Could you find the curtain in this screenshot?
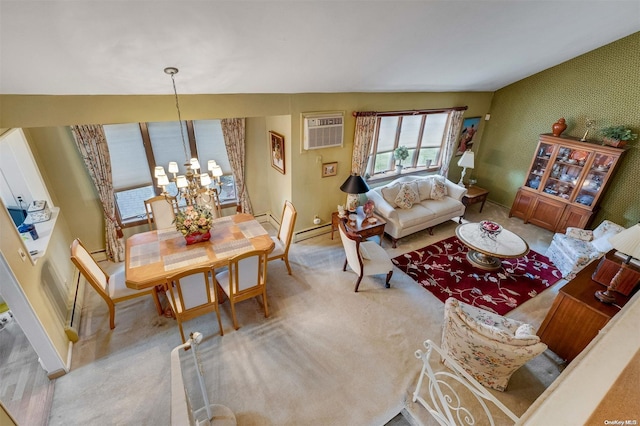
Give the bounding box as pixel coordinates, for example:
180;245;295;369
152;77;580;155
70;125;124;262
440;110;465;178
351;114;377;175
221;118;252;214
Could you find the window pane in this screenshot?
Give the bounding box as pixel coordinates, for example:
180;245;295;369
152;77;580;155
421;113;448;147
193;120;233;174
376;117;399;152
418;147;440;167
104;123;150;189
398;116;422;149
115;185;155;221
373;152;392;174
148;121;191;175
219;175;237;201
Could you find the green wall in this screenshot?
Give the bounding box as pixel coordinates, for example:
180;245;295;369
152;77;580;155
477;32;640;227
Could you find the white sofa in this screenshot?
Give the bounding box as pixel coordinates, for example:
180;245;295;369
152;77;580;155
365;175;467;247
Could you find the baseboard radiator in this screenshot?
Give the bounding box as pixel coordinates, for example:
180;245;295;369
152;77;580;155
64;269;85;343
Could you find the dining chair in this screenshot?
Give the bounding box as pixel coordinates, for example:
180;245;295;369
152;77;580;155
165;265;224;343
338;220;393;292
215;249;269;330
267;200;297;274
145;194;178;231
70;239;161;329
195;187;222;219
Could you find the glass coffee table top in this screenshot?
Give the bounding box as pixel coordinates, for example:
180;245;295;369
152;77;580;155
455;222;529;270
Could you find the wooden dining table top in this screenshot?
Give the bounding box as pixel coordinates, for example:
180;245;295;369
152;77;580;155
125;213;275;290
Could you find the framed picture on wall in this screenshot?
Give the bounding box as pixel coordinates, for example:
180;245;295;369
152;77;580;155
455;116;481;156
322;162;337;177
269;131;285;174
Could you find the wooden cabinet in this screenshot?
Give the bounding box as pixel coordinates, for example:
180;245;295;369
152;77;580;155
510;134;625;233
537;251;638;363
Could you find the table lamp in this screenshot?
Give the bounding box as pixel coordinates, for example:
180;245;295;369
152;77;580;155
595;223;640;304
457;150;475;187
340;173;369;212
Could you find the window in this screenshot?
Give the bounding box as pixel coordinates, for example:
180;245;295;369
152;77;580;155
366;112;450;178
103;120;236;225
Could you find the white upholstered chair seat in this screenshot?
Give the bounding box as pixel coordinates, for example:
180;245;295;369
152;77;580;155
108;269;150;299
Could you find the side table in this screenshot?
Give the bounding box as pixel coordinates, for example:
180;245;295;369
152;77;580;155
331;207;386;245
537;251;637;363
460;185;489;222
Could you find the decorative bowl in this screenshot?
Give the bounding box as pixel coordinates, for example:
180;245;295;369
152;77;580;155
479;220;502;237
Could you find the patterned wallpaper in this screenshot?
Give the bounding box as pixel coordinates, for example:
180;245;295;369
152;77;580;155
477;32;640;228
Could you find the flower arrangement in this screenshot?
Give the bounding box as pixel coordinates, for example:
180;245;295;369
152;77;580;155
394;146;410;165
174;205;213;236
600;125;637;142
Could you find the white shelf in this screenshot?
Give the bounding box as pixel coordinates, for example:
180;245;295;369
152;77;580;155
20;207;60;264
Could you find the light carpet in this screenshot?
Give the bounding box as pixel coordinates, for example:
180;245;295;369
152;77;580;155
48;204;566;425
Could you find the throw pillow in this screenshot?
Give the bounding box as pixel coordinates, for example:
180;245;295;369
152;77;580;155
566;227;593;242
380;182;402;207
416;179;433;200
591;234;616;253
395;182;418;209
430;177;447;200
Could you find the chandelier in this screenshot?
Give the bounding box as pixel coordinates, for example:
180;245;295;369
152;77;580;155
154;67;223;206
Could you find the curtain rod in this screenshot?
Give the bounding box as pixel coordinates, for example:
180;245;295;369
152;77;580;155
353;106;468;117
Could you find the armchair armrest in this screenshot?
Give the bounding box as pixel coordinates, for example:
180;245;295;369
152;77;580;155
366;190;398;221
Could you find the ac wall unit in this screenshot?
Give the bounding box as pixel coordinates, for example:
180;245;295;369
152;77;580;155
303;114;344;150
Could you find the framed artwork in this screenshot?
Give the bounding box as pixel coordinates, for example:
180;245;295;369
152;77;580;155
269;131;285;174
455;116;481;156
322;162;337;177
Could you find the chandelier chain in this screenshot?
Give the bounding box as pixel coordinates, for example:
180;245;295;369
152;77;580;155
170;71;189;163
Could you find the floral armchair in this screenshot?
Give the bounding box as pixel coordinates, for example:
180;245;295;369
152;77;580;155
441;298;547;392
545;220;625;280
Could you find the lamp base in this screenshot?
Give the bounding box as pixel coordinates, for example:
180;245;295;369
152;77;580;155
595;289;616;304
346;193;359;212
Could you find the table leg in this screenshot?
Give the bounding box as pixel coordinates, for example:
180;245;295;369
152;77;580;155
479;196;487;213
466;250;501;271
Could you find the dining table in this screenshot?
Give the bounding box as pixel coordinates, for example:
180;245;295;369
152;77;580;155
125;213;275;291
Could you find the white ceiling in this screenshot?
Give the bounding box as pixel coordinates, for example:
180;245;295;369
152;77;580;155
1;1;639;95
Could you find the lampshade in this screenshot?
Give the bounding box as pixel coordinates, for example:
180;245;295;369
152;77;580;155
208;160;218;171
200;173;211;186
190;158;201;171
340;173;369;194
457;150;475;169
609;224;640;260
154;166;165;178
176;175;188;188
211;165;223;178
168;162;180;174
157;173;169;187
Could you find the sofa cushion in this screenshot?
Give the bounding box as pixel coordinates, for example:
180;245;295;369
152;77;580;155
566;227;593;241
420;197;463;217
416;179;433;201
430;176;447;200
380;182;402;207
395;182;418;209
397;204;436;228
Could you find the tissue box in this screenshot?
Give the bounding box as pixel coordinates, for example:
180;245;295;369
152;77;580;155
26;200;51;224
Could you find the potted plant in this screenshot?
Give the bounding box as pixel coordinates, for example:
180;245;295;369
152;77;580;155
600;125;637;148
394;146;409;173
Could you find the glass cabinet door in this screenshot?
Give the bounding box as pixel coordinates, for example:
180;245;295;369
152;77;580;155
575;153;614;207
525;143;553;190
542;146;590;201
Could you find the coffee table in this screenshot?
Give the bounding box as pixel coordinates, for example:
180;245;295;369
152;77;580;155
455;222;529;271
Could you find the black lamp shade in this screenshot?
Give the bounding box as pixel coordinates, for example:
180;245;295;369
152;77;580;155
340;173;369;194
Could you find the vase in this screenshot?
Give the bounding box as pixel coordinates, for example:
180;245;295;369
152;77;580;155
396;164;403;174
552;118;567;137
185;230;211;245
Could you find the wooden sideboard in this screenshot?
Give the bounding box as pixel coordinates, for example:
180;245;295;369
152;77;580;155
538;251;639;363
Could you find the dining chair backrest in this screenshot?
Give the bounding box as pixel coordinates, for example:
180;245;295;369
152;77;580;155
230;250;267;294
70;238;109;295
195;188;222;218
145;195;178;230
166;265;224;343
277;201;297;245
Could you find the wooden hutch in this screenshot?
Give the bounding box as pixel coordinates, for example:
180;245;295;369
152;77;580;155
510;134;626;233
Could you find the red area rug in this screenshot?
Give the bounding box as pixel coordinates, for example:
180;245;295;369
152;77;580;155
392;236;562;315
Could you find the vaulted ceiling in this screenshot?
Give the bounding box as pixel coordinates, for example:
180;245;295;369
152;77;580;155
1;1;638;95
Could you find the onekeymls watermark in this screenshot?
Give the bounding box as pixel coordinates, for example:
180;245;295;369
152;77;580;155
603;421;637;425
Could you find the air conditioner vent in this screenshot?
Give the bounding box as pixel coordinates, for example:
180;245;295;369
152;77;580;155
303;114;344;150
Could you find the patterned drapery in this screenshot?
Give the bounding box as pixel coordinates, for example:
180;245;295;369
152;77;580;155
70;125;124;262
221;118;252;214
440;110;465;178
351;114;377;175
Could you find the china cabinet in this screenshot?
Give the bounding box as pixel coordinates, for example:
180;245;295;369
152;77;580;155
510;134;625;233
